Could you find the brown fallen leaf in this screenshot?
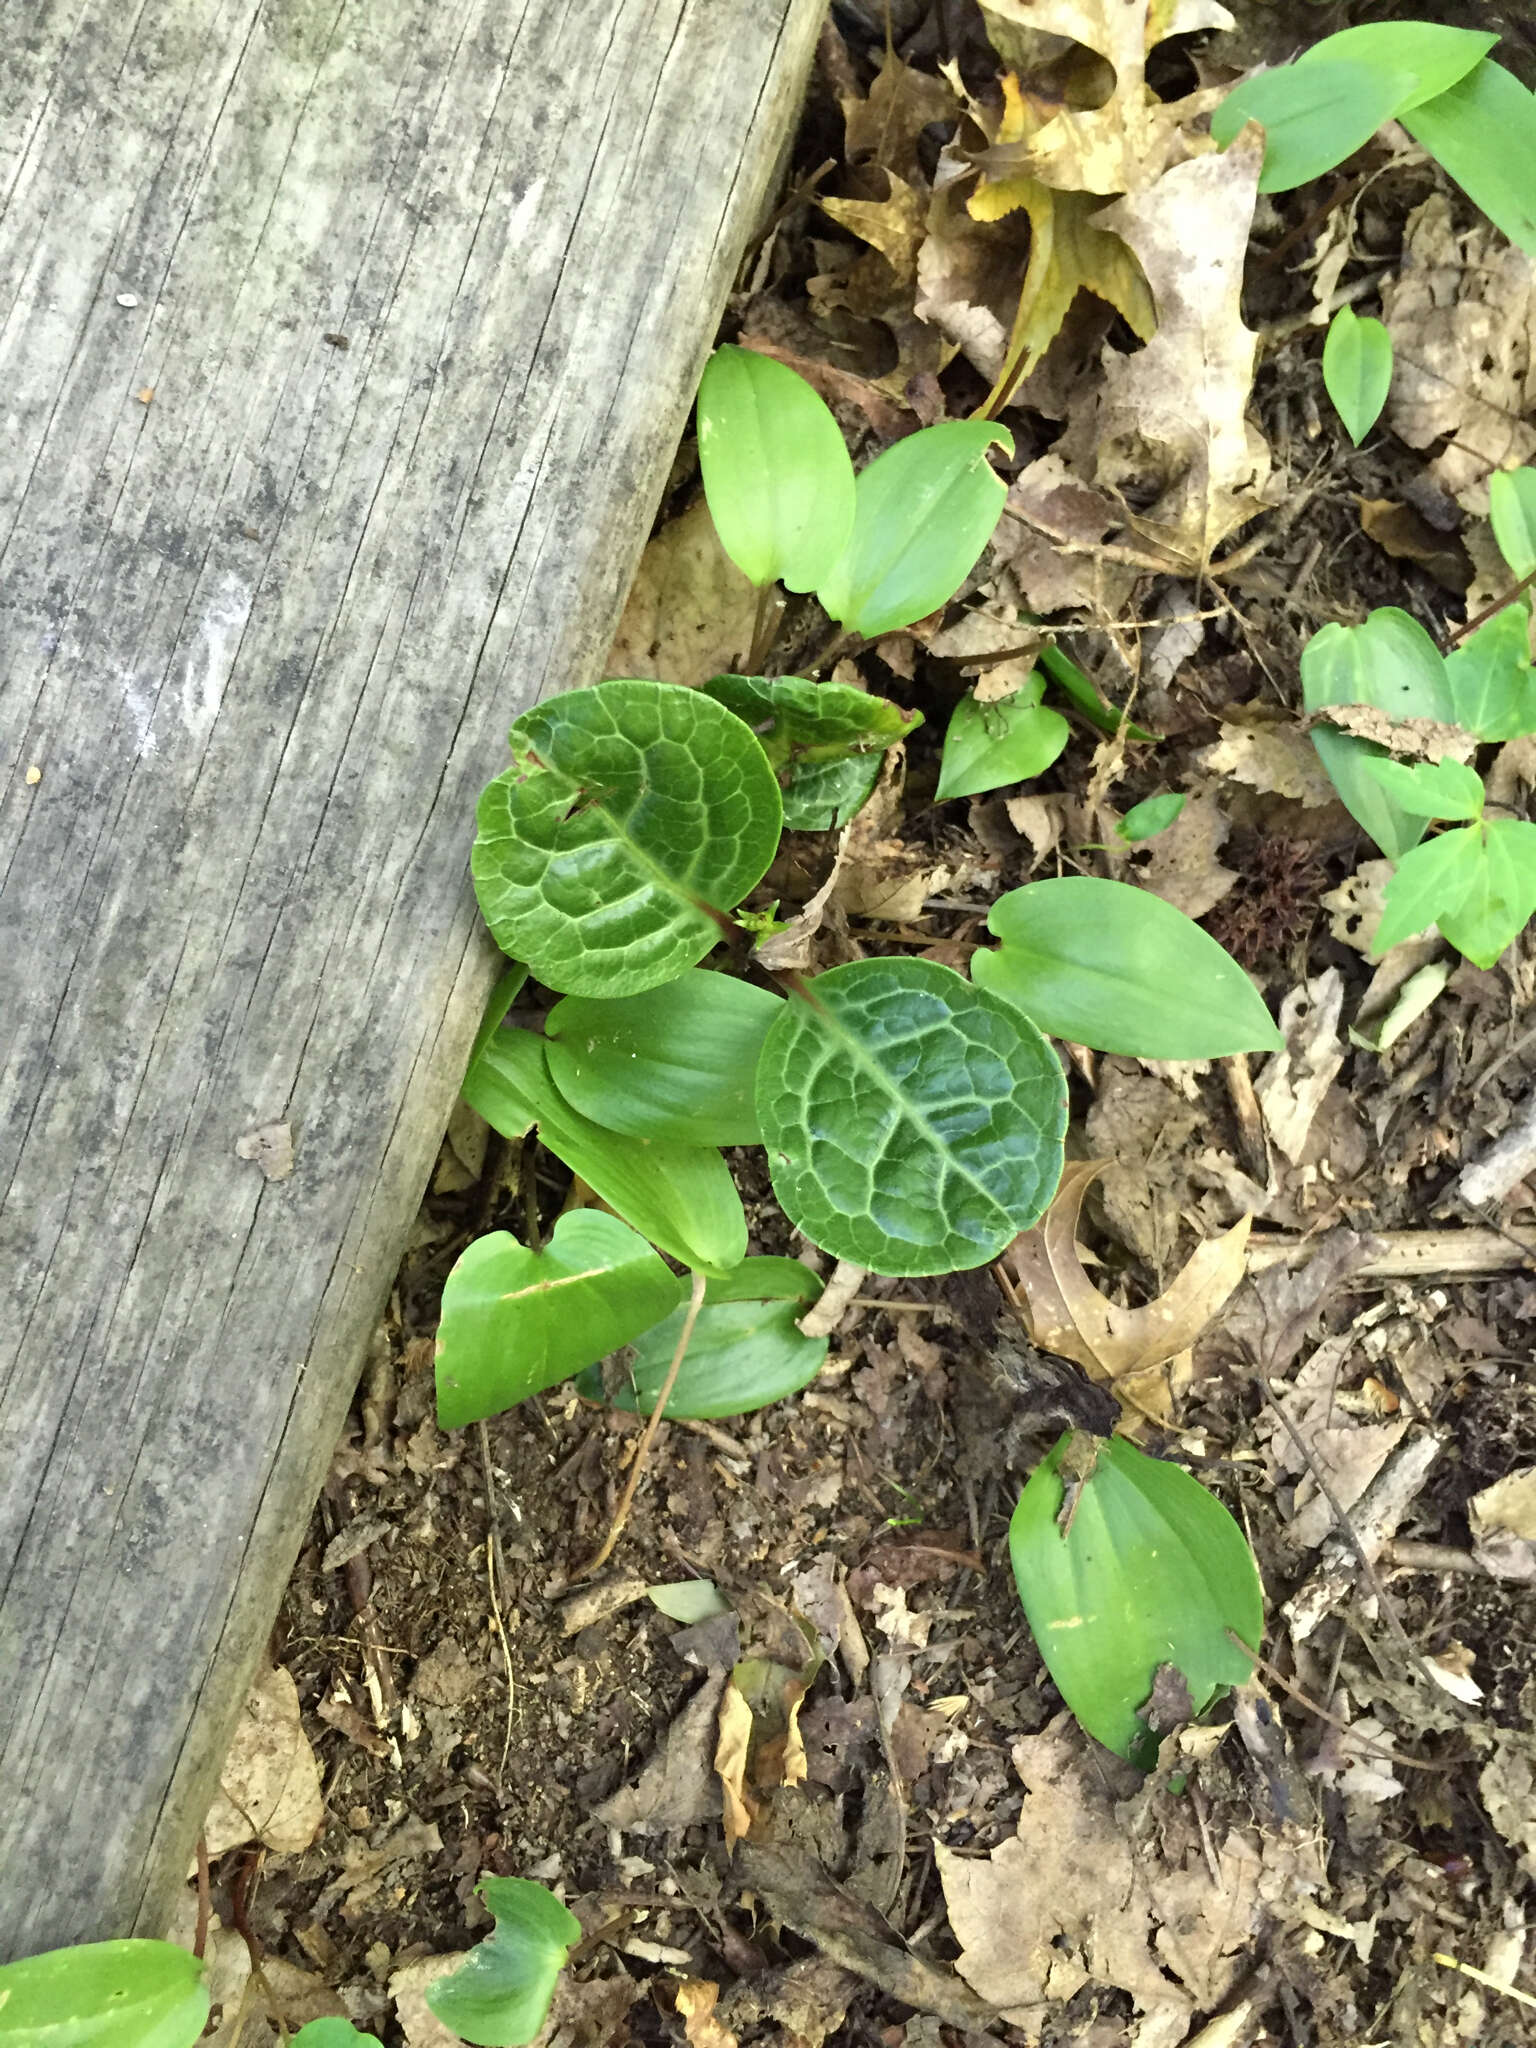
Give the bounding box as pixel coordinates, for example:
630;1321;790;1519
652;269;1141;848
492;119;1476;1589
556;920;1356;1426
596;1669;729;1834
675;1980;739;2048
1305;705;1475;762
715;1640;819;1848
203;1662;323;1857
1131;788;1237;919
1198;719;1338;808
1357;497;1470;593
604;495;758;687
840;44;957;186
1254;969;1346;1166
819;171;927;297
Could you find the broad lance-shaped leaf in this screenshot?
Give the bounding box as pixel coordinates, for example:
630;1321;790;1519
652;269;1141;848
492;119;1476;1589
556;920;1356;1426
756;957;1067;1278
972;877;1283;1061
817;421;1012;641
1490;467;1536;579
1214;59;1409;194
464;1026;747;1272
427;1878;582;2048
435;1212;684;1429
472;679;783;999
1444;604;1536;743
936;681;1068;802
0;1941;210;2048
1301;608;1454;859
697;345;856;592
577;1258;827;1419
1402;60;1536;262
545;970;782;1147
703;673;922;831
1010;1432;1262;1771
1322;305;1392;446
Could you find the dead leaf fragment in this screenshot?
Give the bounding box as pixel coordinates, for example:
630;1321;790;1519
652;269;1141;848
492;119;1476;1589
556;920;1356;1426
1469;1467;1536;1579
1132;789;1237;919
203;1662;323;1857
676;1980;738;2048
841;47;956;186
1199;722;1337;808
235;1120;294;1182
597;1669;729;1833
1255;970;1347;1165
605;496;759;686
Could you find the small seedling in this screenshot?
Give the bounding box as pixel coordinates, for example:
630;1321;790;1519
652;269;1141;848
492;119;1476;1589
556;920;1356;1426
936;680;1069;800
1117;792;1185;843
1322;305;1393;445
426;1877;582;2048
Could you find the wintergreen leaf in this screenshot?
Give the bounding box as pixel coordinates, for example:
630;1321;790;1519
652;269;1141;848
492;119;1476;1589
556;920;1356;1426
545;970;781;1147
1437;820;1536;969
472;680;783;999
1301;609;1454;857
756;957;1067;1277
464;1027;746;1271
1371;825;1483;955
1403;61;1536;260
0;1941;209;2048
1294;21;1495;113
1361;754;1483;820
702;673;920;829
1322;306;1393;445
1490;467;1536;579
426;1878;581;2048
292;2024;384;2048
1117;793;1185;843
1010;1433;1263;1771
435;1212;685;1429
935;684;1069;801
696;345;857;592
1444;604;1536;742
817;422;1013;640
1212;60;1409;193
972;877;1283;1060
577;1258;827;1418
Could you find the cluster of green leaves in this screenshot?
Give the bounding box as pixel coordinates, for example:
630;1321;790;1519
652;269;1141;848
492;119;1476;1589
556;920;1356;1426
1214;22;1536;257
1304;469;1536;967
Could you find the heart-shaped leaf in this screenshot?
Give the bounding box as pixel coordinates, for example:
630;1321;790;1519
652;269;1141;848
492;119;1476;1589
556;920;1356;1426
435;1212;685;1429
697;346;857;592
1376;819;1536;968
577;1258;826;1418
1301;608;1454;858
1010;1432;1263;1771
463;1027;746;1272
1322;305;1393;446
936;683;1069;801
472;680;783;998
426;1877;582;2048
1490;467;1536;579
1444;604;1536;742
756;957;1067;1277
972;877;1283;1060
545;970;782;1147
703;673;921;830
0;1941;209;2048
816;421;1013;640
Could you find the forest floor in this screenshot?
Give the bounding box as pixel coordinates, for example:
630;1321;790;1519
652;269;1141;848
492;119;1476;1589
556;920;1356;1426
181;5;1536;2045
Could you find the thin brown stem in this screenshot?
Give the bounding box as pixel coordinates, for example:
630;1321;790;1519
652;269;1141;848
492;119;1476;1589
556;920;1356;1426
193;1835;211;1961
1445;564;1536;648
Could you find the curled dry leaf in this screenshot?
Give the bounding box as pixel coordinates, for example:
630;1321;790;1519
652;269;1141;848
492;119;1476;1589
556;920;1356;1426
203;1661;323;1857
840;45;957;187
676;1979;740;2048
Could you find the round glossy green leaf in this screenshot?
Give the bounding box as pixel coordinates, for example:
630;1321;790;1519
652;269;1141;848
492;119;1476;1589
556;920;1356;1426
1117;792;1185;843
935;685;1068;801
1322;306;1393;446
577;1258;827;1418
463;1027;747;1272
426;1878;581;2048
1213;58;1410;193
703;674;921;830
1444;604;1536;743
472;680;783;998
1402;60;1536;260
973;877;1283;1060
816;422;1013;640
756;957;1067;1277
545;970;782;1147
697;346;857;592
1010;1433;1263;1771
1295;22;1495;114
0;1941;208;2048
1301;608;1454;859
436;1211;686;1429
1490;468;1536;580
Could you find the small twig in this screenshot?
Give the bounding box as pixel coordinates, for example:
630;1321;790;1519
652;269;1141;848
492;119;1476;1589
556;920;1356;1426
1226;1633;1449;1773
193;1834;211;1961
1387;1539;1490;1577
799;1259;867;1338
1444;563;1536;648
477;1418;517;1788
1434;1952;1536;2012
745;580;782;673
577;1269;708;1578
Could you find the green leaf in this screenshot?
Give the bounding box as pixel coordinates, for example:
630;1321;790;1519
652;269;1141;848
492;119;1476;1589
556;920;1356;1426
696;346;857;592
1301;609;1454;858
426;1878;582;2048
1490;468;1536;580
935;684;1070;801
292;2024;384;2048
1437;819;1536;969
1371;825;1484;955
1403;61;1536;259
972;877;1284;1060
1295;21;1496;113
817;422;1013;640
464;1028;747;1272
1444;604;1536;742
472;680;783;999
756;957;1067;1277
1212;59;1410;193
0;1942;209;2048
1361;754;1483;820
545;970;781;1147
1036;640;1159;743
1322;306;1393;445
577;1258;827;1418
702;673;921;829
435;1212;685;1429
1009;1433;1263;1771
647;1580;731;1622
1117;793;1185;843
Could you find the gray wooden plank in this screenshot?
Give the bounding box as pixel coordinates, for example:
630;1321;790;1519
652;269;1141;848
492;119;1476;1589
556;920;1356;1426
0;0;822;1956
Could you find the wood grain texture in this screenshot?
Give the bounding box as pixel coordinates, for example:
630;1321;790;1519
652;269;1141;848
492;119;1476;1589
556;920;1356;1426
0;0;822;1956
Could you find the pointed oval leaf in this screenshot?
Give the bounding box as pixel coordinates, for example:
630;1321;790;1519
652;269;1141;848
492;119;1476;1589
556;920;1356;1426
464;1027;746;1271
756;957;1067;1277
1490;467;1536;580
1322;305;1393;445
0;1942;209;2048
1301;609;1454;858
1444;603;1536;742
1010;1433;1263;1770
293;2024;384;2048
1430;818;1536;970
1402;60;1536;260
1212;60;1410;194
697;346;857;592
973;877;1283;1060
1295;22;1496;113
816;421;1013;640
703;672;921;829
1361;755;1483;820
1117;792;1185;843
545;970;782;1147
935;686;1069;801
435;1212;686;1429
1371;826;1484;957
577;1258;827;1418
426;1878;582;2048
472;680;783;998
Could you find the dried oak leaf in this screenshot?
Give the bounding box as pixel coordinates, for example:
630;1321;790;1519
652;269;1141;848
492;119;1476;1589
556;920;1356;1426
1199;720;1337;808
203;1662;323;1857
841;46;957;186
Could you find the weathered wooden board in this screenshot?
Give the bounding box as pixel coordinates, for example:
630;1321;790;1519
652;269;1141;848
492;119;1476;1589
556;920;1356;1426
0;0;821;1957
